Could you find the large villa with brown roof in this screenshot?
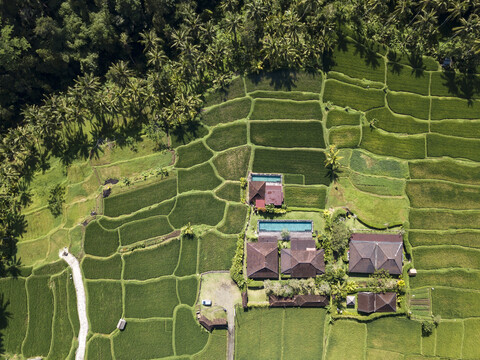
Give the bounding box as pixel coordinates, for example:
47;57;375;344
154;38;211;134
248;172;284;207
281;248;325;278
357;292;397;314
349;233;403;275
246;242;279;279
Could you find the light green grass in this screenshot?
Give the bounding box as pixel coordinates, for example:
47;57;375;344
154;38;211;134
22;207;62;241
169;193;226;228
250;99;322;120
435;321;463;358
123;239;180;280
177;277;198;306
409;209;480;230
326;320;366;360
218;203;248;235
87;337;113;360
17;236;50;266
431;97;480;120
409;158;480;185
175;307;209;355
350;172;405;196
33;259;67;276
250;120;325;148
409;230;480;248
367;317;421;354
324;79;385;111
213;146;251;181
360;127;425;159
86;280;122;334
410;269;480;290
413;246;480;270
249;90;320;101
201;97;251;126
124;278;178;318
329;126;361;148
463;319;480;359
387;92;429;119
284;185;327;208
198;231;237;272
192;329;227;360
178;162;222;193
407;180;480;209
82;254;122;279
366;107;428;134
431;288;480;318
84;221;119;257
326;109;361;128
103;178;177;217
176;141;214;168
215;182;240;202
175;237;198;276
112;319;173;360
253;148;329;185
245;70;322;93
431;119;480;139
206;122;247;151
427;133;480;162
350;149;409;178
387;64;430;95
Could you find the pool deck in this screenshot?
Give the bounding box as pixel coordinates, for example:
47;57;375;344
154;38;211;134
258;231;313;242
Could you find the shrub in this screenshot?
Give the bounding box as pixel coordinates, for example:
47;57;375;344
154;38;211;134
331;221;350;255
48;184;66;217
230;233;246;290
421;320;435;336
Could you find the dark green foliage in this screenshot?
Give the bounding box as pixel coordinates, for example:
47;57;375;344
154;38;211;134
253;148;330;185
177;277;198;306
199;231;237;272
206;123;247;151
324;80;385;111
175;307;209;355
215;182;240;202
48;184;66;217
360;127;426;159
86;280;122;334
427;133;480;162
175;237;198;276
178;162;222;193
284;185;327;208
124;278;178;318
123;240;180;280
120;215;173;245
176;141;213;168
84;221;119;257
366;107;429;134
204;77;245;106
431;288;480;318
386;65;430;95
201;98;251;126
431;119;480;139
104;178;177;217
284;174;304;184
251;99;322;120
249;91;319;101
409;158;480;185
413;246;480;270
112;320;173;360
171;125;209;148
329;126;360;148
410;269;480;290
409;230;480;248
218;203;248;234
98;198;176;230
431;97;480;120
326;109;361;128
23;276;54;358
169;193;226;228
407;180;480;209
245;70;322;93
387;92;429;119
49;274;74;360
230;233;246;290
421;320;435;336
213;146;251;181
430;71;480;99
331;221;350;254
250;121;325;148
33;259;67;275
349;150;409;178
328;41;385;82
0;278;27;354
87;337;113;360
350;172;405;196
409;209;480;230
82;254;122;279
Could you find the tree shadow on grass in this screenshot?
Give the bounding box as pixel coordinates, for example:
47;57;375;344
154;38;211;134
441;70;480;103
171;121;209;147
0;294;11;355
246;70;299;91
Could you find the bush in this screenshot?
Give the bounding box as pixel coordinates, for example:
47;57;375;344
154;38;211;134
331;221;350;255
48;184;66;217
230;233;246;290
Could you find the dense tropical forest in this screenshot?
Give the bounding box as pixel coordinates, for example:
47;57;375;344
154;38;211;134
1;0;480;273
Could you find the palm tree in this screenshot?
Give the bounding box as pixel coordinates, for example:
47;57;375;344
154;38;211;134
324;144;343;182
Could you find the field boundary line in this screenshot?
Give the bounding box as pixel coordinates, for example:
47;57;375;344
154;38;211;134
47;274;58;359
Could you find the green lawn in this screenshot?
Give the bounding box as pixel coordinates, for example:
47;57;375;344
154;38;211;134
206;122;247;151
250;120;325;148
326;320;366;360
251;99;322;120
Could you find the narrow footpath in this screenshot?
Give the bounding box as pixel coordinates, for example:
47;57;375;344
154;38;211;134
59;248;88;360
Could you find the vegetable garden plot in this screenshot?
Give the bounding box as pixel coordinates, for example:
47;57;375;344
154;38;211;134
366;107;428;134
200;97;251;126
284;185;327;208
178;162;222;193
206;122;247;151
326;109;361;128
169;192;226;228
329;126;361;148
387;92;430;119
245;70;322;93
360;127;426;159
323;79;385;111
407;180;480;209
250;120;325;148
251;99;322;120
427;133;480;162
212;145;251;181
176;141;213;168
217;203;248;235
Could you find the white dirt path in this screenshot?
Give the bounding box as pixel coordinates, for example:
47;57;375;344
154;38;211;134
59;248;88;360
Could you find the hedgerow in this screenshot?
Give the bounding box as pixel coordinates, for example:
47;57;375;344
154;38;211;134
176;141;213;168
250;120;325;148
169;192;226;228
218;204;248;234
366;107;428;134
177;276;199;306
175;237;198;276
178;162;222;193
206;122;247;151
201;97;251;126
250;99;322;120
326;109;361;128
387;92;429;119
124;278;178;318
427;133;480;162
230;232;246;290
174;307;209;355
84;221;120;257
212;146;251;181
324;79;385;111
82;254;122;279
329;126;360;148
360;127;425;159
86;280;122;334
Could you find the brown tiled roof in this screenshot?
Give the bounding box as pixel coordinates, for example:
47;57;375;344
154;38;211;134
349;233;403;275
269;295;296;307
264;183;283;206
246;242;279;279
281;249;325;278
357;292;397;314
259;231;313;244
258;232;281;242
291;239;316;250
198;315;228;332
248;181;266;203
269;294;329;307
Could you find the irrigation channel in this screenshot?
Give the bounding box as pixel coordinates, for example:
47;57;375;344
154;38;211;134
60;248;88;360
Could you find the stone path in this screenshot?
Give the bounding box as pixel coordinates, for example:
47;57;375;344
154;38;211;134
59;248;88;360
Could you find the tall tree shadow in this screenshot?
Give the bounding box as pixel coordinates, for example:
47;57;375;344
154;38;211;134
246;69;299;91
0;293;13;355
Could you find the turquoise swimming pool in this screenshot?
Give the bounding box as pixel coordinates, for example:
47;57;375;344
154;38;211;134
251;174;282;183
258;220;312;232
